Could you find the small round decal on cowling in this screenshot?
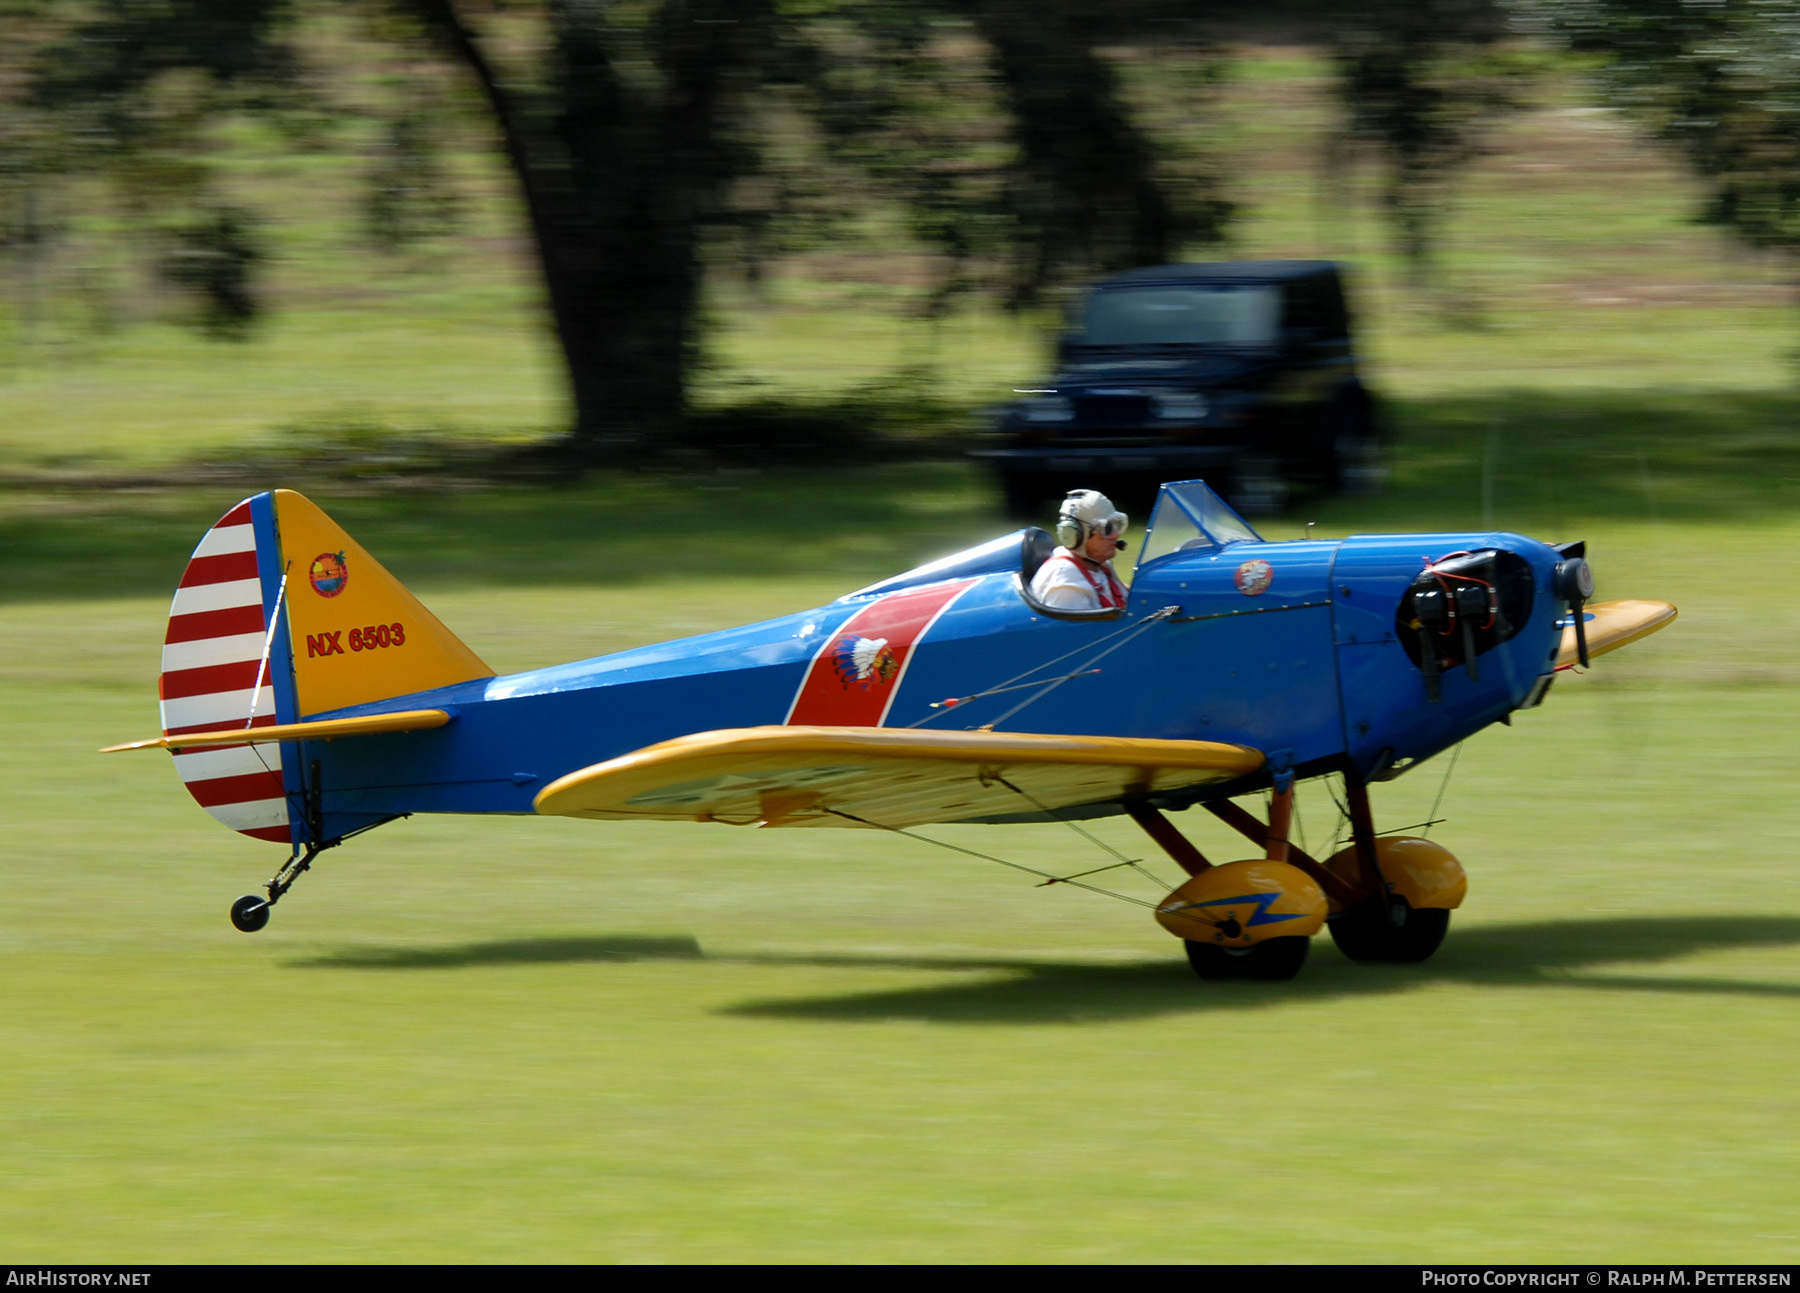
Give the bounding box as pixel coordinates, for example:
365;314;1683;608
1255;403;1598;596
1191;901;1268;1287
1234;559;1274;596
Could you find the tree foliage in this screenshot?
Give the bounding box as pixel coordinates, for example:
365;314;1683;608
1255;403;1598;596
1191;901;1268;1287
779;2;1234;315
1545;0;1800;258
20;0;317;333
1327;0;1534;285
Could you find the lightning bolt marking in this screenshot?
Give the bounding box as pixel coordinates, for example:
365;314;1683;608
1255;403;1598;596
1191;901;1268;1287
1183;891;1306;927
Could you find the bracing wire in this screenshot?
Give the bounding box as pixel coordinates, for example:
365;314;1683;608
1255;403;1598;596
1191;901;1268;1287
244;563;292;787
1325;774;1352;857
925;669;1101;711
980;607;1178;730
824;808;1162;911
992;774;1176;892
1424;742;1463;839
906;605;1178;730
905;622;1140;728
243;562;291;731
1324;770;1447;844
1379;819;1447;836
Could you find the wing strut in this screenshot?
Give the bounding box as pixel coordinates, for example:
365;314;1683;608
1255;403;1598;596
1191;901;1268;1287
1203;796;1364;908
1125;803;1211;877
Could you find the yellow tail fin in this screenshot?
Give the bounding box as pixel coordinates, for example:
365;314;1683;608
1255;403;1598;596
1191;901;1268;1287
274;490;492;717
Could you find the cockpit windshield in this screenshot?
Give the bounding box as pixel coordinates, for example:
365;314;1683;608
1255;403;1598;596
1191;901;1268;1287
1134;480;1262;572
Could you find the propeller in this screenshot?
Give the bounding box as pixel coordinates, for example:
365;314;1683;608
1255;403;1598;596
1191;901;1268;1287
1553;542;1595;669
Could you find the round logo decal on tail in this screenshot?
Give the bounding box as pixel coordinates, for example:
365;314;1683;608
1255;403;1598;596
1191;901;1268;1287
309;551;349;598
1234;559;1273;596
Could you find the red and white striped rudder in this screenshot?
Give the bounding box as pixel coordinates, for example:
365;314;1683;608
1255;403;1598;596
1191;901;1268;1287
158;496;293;844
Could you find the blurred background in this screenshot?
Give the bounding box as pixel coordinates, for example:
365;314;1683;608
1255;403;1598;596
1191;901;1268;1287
5;0;1800;1263
6;0;1800;492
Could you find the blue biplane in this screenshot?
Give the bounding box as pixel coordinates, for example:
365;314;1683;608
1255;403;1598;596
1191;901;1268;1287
106;480;1675;980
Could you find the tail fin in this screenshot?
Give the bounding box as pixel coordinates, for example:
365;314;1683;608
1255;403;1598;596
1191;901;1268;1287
270;489;492;718
159;490;491;844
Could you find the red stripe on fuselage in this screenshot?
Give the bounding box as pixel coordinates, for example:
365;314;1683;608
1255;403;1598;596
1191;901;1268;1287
217;503;252;528
178;550;260;588
786;579;977;727
240;824;293;844
165;604;266;644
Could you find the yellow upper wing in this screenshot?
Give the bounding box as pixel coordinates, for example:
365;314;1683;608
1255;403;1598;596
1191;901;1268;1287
533;725;1264;829
1556;599;1678;669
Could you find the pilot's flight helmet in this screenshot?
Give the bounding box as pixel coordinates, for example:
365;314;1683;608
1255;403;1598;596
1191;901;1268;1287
1056;489;1128;550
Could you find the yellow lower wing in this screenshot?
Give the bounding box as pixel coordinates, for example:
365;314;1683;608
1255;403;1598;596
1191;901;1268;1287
534;725;1264;829
1556;599;1678;669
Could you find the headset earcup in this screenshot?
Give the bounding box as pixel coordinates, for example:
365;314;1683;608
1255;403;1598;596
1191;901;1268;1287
1056;517;1083;549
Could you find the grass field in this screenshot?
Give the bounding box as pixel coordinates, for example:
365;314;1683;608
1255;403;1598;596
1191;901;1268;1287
4;45;1800;1264
3;457;1799;1262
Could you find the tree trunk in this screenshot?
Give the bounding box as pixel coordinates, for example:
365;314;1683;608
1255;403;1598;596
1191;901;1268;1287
418;0;769;463
973;1;1175;304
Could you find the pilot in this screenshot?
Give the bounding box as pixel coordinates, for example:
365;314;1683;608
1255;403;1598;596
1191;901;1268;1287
1031;489;1129;611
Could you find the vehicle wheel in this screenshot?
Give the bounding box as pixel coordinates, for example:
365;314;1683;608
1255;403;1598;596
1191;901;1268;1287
1327;895;1449;963
1229;451;1289;518
1185;935;1311;981
230;894;271;933
1327;390;1384;497
1331;432;1384;498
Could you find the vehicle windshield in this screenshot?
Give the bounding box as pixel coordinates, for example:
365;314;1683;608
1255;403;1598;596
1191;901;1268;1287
1135;480;1262;572
1078;284;1282;347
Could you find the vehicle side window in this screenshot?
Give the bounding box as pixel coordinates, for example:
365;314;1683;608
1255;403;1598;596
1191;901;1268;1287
1281;274;1347;338
1320;274;1348;336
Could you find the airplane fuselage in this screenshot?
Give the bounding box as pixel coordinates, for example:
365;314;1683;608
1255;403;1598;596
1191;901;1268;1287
299;528;1568;843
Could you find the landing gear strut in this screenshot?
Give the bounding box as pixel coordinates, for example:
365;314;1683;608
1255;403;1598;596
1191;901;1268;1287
229;839;335;933
1132;780;1339;983
228;757;343;934
1320;777;1464;963
1128;770;1465;980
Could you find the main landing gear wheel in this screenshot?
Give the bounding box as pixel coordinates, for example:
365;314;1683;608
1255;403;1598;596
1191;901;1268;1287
229;895;271;933
1185;935;1311;982
1327;896;1449;963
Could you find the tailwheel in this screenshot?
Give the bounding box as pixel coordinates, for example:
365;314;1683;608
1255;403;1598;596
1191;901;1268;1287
227;837;338;934
229;895;271;933
1185;935;1311;981
1327;895;1449;964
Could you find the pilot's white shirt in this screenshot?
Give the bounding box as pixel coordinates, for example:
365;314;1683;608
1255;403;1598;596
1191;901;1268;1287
1030;547;1126;610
